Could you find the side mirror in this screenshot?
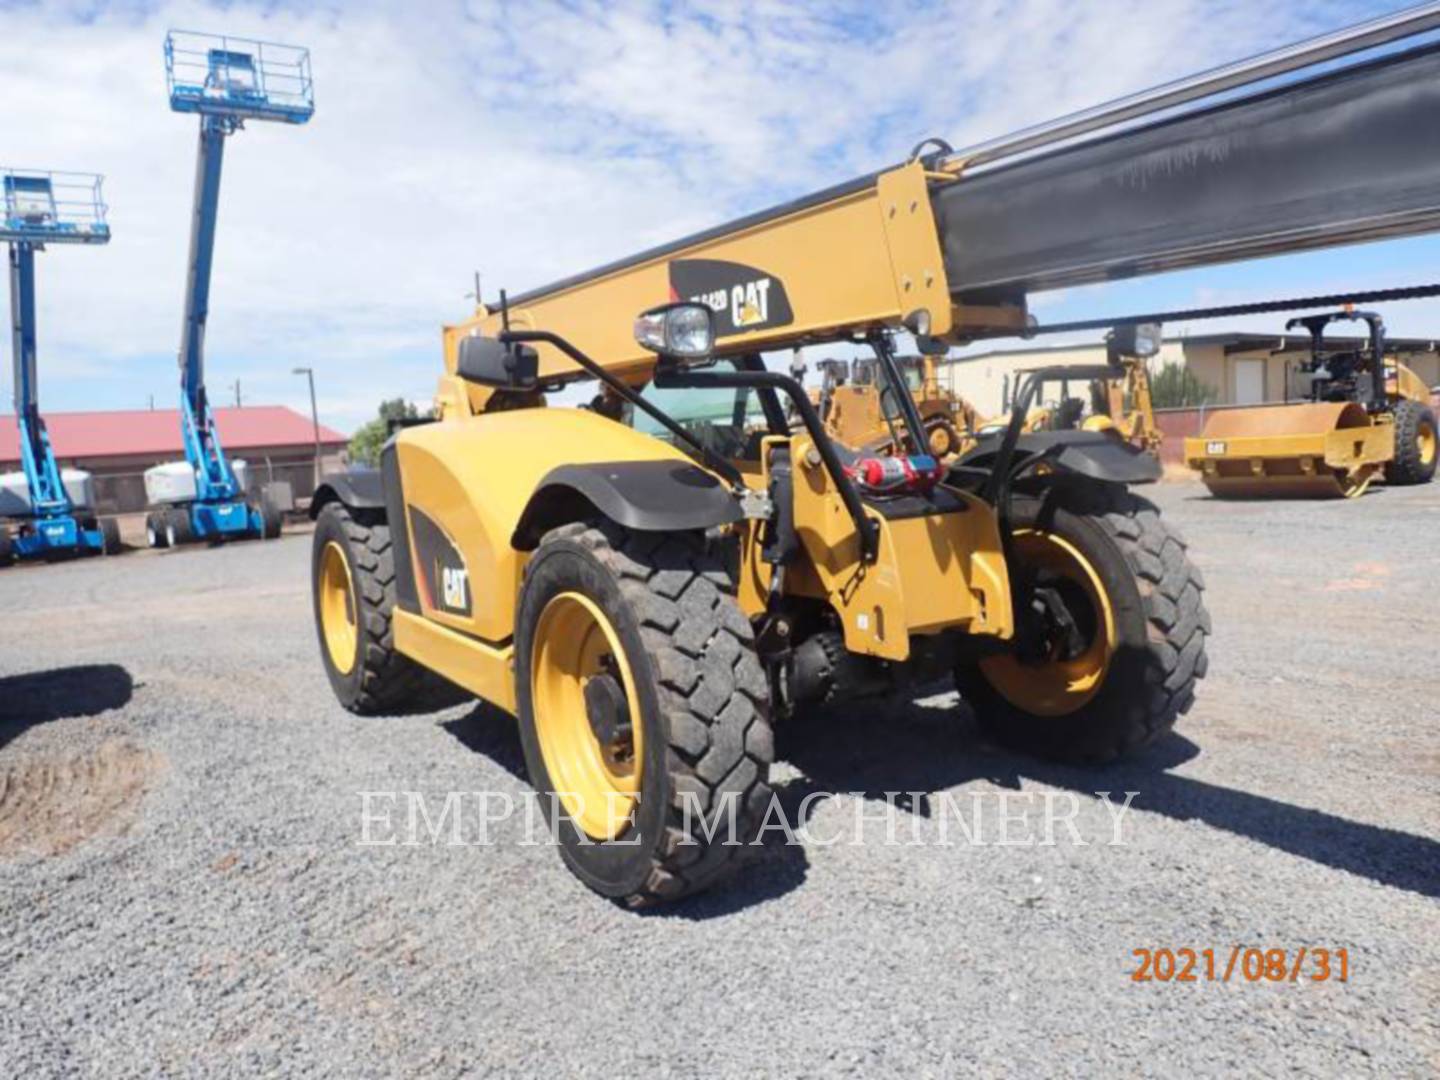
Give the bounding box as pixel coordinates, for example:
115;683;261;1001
633;302;715;365
457;335;539;389
1109;322;1163;359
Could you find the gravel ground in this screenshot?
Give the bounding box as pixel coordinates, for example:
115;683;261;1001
1;479;1437;1077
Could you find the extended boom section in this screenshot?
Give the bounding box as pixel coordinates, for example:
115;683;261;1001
935;43;1440;298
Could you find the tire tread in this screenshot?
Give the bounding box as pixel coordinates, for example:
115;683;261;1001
527;520;774;907
1384;400;1437;486
320;503;466;714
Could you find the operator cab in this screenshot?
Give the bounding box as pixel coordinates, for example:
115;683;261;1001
1287;309;1388;409
633;359;770;462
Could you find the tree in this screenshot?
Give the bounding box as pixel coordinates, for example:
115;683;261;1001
348;398;423;467
1150;361;1219;409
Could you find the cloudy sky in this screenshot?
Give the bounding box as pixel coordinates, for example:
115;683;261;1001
3;0;1437;433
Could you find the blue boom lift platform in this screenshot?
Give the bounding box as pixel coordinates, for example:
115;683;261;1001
144;31;314;549
1;169;119;566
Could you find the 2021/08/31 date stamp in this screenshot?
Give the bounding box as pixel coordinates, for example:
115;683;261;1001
1130;947;1350;983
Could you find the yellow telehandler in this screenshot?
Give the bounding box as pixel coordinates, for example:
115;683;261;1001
307;8;1440;904
1185;310;1437;497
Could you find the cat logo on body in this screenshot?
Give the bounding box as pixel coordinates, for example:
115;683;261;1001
1206;440;1228;455
408;506;474;617
442;566;469;613
668;258;795;337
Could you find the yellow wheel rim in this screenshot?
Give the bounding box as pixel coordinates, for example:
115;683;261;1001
530;591;644;841
1418;419;1437;467
980;530;1116;717
318;541;358;675
927;424;952;457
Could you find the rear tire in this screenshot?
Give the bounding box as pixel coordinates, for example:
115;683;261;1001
146;512;169;549
515;520;774;908
100;518;122;555
1384;400;1437;485
311;503;467;714
0;526;13;567
258;498;283;539
164;508;195;548
955;483;1210;763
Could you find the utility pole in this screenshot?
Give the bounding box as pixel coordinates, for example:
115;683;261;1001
293;366;321;490
232;379;242;407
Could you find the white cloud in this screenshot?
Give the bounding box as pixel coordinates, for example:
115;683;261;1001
2;0;1425;432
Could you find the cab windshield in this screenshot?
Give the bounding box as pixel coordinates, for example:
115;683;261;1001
633;359;769;461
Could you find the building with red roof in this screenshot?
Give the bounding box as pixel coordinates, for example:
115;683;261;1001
0;405;348;514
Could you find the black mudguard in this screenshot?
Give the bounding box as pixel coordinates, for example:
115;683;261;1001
957;430;1161;485
511;460;742;550
310;467;386;517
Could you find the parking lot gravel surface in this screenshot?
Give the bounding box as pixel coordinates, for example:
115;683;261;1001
2;479;1437;1077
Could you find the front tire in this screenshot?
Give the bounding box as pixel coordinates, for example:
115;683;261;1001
100;517;122;555
311;503;466;714
925;417;961;458
257;498;283;539
1384;400;1437;486
515;521;774;907
955;484;1210;763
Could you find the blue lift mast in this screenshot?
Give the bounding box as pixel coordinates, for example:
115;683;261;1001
1;169;115;565
152;31;313;546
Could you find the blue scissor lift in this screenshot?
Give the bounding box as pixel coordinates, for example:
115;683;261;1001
144;31;314;548
1;169;119;566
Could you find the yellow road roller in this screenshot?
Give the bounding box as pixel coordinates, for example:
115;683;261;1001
1185;311;1437;498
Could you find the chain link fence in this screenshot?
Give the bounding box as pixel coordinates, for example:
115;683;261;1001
85;456;325;515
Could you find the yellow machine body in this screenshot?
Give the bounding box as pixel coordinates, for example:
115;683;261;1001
1183;362;1427;498
731;434;1011;660
388;406;1016;713
388;408;693;712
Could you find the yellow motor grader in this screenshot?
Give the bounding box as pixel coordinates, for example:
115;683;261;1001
1185;310;1437;498
814;353;981;458
1082;341;1164;456
307;7;1440;905
975;326;1164;457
